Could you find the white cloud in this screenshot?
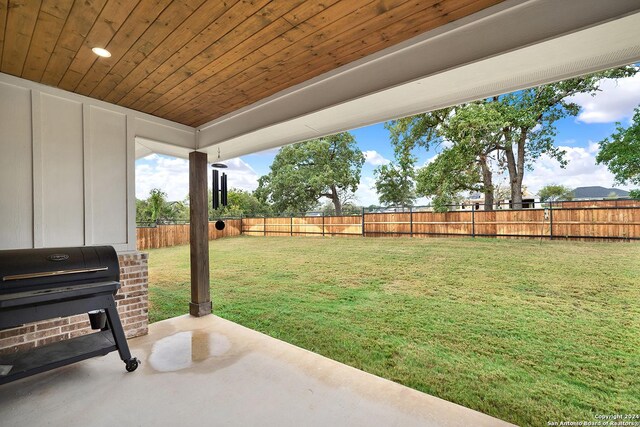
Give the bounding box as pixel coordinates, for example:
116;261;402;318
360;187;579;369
136;155;189;201
363;150;390;166
135;155;259;201
222;158;260;192
523;143;630;195
569;73;640;123
423;154;439;166
440;139;454;149
354;176;379;206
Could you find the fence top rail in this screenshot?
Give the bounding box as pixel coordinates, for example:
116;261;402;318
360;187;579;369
374;198;636;208
237;205;640;219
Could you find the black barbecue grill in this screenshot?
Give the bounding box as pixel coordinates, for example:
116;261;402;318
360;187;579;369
0;246;139;384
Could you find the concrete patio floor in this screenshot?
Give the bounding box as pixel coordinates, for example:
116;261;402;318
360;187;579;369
0;315;514;427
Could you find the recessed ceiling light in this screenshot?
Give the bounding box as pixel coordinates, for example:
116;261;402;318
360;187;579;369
92;47;111;58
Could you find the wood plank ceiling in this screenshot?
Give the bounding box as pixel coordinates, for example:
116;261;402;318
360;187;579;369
0;0;503;127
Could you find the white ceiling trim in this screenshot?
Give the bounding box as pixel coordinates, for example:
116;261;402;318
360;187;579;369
135;137;208;160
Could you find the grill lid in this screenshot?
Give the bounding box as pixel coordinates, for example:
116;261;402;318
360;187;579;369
0;246;119;293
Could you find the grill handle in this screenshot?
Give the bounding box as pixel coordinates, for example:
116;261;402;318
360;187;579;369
2;267;109;282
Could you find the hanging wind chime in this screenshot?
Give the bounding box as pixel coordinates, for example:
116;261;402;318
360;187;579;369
211;162;228;230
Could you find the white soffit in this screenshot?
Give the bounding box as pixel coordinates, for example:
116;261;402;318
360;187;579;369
196;0;640;161
135;137;201;160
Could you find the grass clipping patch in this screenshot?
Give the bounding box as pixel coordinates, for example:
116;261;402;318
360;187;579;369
147;236;640;427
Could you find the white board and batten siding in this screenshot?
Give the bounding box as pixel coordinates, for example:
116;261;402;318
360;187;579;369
0;73;196;252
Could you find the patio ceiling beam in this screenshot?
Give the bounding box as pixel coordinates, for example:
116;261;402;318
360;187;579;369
189;151;211;317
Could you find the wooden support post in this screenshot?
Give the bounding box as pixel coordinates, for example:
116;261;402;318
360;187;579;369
189;151;211;317
471;204;475;238
409;206;413;238
549;201;554;240
290;214;293;236
264;216;266;236
362;207;366;237
322;212;325;237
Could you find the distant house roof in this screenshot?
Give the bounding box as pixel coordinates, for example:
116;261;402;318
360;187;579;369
572;186;630;199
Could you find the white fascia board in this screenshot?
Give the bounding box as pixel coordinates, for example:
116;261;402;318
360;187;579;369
196;0;640;161
135;137;205;160
135;143;154;159
133;117;195;150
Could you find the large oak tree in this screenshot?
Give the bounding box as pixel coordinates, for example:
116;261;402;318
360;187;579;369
256;133;365;215
596;105;640;197
376;66;637;209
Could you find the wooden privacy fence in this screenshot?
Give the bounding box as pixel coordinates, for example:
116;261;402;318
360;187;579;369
136;219;241;250
241;215;363;237
137;204;640;249
242;205;640;242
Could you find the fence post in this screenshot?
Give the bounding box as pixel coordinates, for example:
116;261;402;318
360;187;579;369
263;215;266;237
409;206;413;238
290;213;293;237
362;207;366;237
322;212;325;237
240;214;243;236
471;204;475;238
548;201;554;240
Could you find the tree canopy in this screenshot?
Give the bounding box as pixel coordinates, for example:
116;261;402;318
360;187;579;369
537;184;574;202
210;188;271;218
596;105;640;187
256;133;364;215
376;66;638;210
136;188;188;223
136;187;270;223
374;161;416;207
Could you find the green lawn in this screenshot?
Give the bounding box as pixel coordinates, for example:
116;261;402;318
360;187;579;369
146;236;640;426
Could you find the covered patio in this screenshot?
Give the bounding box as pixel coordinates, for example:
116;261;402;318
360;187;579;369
1;0;640;425
1;315;512;426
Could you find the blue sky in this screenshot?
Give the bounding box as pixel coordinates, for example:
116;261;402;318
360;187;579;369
136;73;640;206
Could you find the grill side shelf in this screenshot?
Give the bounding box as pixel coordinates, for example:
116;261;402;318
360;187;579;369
0;330;117;385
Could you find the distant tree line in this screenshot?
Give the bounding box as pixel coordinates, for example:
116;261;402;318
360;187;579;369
136;189;189;223
136;188;272;224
